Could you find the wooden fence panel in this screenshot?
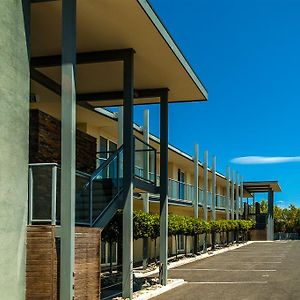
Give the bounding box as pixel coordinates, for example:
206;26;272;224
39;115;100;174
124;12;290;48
26;226;101;300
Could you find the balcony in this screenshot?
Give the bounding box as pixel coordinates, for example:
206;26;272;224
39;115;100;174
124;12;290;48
28;157;229;226
168;178;195;204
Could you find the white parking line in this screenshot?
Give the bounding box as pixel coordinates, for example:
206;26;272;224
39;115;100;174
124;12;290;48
208;261;282;264
224;255;285;258
188;281;268;285
171;269;277;272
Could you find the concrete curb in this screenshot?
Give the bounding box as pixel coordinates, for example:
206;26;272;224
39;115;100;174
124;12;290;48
132;279;185;300
134;241;253;278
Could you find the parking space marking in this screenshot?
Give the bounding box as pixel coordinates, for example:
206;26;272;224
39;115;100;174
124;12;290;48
208;261;282;264
171;269;277;272
223;255;285;258
188;281;268;285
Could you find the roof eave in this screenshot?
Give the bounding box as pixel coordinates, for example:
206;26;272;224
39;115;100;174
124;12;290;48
137;0;208;101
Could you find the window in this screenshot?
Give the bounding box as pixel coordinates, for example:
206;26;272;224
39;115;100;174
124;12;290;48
97;136;117;170
178;169;185;200
101;241;117;266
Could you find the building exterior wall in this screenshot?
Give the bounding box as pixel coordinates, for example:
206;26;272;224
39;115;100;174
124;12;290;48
29;109;96;173
28;103;236;267
0;1;29;298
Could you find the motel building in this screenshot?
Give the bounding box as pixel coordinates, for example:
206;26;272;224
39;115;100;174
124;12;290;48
0;1;281;299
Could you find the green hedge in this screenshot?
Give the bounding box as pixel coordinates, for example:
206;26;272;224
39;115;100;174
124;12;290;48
102;211;256;243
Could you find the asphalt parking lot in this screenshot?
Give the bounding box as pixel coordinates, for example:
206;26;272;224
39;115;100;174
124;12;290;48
153;241;300;300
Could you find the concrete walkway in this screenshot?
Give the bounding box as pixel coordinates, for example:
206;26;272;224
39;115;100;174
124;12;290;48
152;241;300;300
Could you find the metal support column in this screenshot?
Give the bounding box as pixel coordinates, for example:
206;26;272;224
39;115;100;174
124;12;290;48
193;144;199;219
159;90;169;286
211;156;216;221
240;176;243;217
22;0;30;60
231;170;235;219
267;188;274;241
142;109;150;212
122;51;135;299
236;173;239;220
226;166;230;220
142;109;150;270
203;151;208;221
118;107;123;146
60;1;76;298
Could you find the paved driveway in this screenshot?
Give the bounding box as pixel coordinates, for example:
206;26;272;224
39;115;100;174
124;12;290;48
153;241;300;300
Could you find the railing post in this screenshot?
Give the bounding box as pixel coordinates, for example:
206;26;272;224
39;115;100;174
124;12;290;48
116;153;119;191
51;165;57;226
240;176;243;216
236;173;239;220
267;188;274;241
89;179;93;226
193;143;199;217
212;156;216;221
28;166;33;225
226;166;230;220
203;151;208;221
231;170;235;220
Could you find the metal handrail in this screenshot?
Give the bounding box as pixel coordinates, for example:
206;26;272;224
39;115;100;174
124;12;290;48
29;162;58;167
168;177;194;187
91;146;123;182
133;135;157;185
133;135;156;152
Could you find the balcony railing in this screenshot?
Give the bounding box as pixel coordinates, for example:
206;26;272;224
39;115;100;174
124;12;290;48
28;161;231;226
28;163;90;225
216;194;226;209
168;178;195;203
198;188;204;206
97;136;157;186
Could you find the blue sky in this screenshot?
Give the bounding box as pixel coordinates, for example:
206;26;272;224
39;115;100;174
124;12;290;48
131;0;300;207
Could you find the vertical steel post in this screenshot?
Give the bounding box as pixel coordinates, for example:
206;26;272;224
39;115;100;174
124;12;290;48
203;151;208;221
22;0;30;60
142;109;150;270
51;165;57;226
193;144;199;219
159;90;169;286
118;107;123;147
122;51;134;299
28;166;33;225
89;180;93;226
117;107;123;200
236;173;239;220
267;188;274;241
142;109;150;212
60;0;76;298
226;166;230;220
211;156;216;221
240;176;243;217
246;197;249;219
231;170;235;220
203;151;208;252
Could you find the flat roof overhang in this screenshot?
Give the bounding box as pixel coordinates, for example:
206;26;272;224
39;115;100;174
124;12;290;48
30;0;208;107
243;181;282;194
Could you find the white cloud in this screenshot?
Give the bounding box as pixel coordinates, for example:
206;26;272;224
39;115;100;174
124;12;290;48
231;156;300;165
